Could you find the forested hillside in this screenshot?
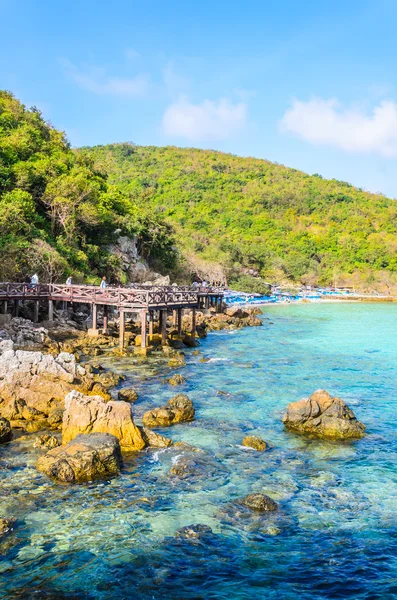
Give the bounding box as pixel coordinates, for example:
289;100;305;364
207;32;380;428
81;142;397;291
0;92;176;283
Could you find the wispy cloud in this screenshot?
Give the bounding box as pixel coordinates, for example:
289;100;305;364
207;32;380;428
162;96;247;142
280;97;397;157
62;59;149;98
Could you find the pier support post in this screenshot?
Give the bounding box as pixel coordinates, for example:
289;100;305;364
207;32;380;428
14;300;20;317
140;310;147;348
177;308;182;336
149;311;154;336
119;311;125;348
33;301;39;323
172;309;177;327
48;300;54;322
161;309;167;345
191;308;196;336
92;304;98;331
3;301;7;315
103;305;108;333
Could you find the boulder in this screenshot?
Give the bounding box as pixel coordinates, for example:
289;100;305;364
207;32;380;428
62;391;146;451
118;388;138;403
240;493;278;512
166;374;186;386
282;389;365;439
37;433;122;483
168;354;186;368
0;417;12;443
142;394;195;428
176;524;213;539
225;307;249;319
242;435;268;451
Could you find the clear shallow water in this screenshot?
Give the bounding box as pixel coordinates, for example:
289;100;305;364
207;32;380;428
2;303;397;599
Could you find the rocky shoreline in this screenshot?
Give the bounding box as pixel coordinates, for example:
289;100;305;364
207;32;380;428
0;305;367;547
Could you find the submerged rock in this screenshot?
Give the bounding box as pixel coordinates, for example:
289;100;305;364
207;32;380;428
168;353;186;368
242;435;268;451
0;417;12;443
176;524;213;539
282;389;366;439
37;433;122;483
139;426;173;448
33;433;60;449
62;391;146;451
166;374;186;386
240;493;278;512
142;394;195;428
0;517;16;537
117;388;138;403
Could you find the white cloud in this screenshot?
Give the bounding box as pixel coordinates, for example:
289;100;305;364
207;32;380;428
63;59;149;98
162;96;247;141
280;97;397;157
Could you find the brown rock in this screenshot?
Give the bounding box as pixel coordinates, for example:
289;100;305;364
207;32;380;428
33;433;60;449
283;389;365;439
166;374;186;386
142;394;195;428
240;493;278;512
0;517;16;537
242;435;268;451
139;426;173;448
37;433;122;483
62;391;146;451
118;388;138;403
0;417;12;443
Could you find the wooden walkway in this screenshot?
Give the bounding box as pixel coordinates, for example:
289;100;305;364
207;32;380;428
0;282;224;349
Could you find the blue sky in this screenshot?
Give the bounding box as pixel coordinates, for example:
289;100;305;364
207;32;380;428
2;0;397;196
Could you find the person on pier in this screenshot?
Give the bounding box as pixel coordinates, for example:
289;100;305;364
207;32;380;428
66;276;72;286
100;276;107;290
31;273;39;286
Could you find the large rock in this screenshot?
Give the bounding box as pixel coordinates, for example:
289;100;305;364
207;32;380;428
283;389;365;439
242;435;268;451
62;391;146;451
37;433;122;483
142;394;195;428
118;388;138;403
0;417;12;443
0;347;116;429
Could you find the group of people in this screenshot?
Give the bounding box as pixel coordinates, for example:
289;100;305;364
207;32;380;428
25;274;108;289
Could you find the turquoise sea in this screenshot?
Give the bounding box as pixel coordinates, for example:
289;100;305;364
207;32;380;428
1;303;397;599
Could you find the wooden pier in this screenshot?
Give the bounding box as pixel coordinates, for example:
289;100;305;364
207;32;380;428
0;283;224;349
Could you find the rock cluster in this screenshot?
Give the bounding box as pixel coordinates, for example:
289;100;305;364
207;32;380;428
282;389;365;439
117;388;138;403
0;344;119;431
37;433;122;483
142;394;195;428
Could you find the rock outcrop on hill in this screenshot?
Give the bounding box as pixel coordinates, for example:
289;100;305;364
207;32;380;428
282;389;366;439
37;433;122;483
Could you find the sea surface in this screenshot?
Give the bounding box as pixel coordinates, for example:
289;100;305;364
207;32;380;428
1;303;397;599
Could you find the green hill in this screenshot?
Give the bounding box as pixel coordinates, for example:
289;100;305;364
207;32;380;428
81;142;397;292
0;92;176;283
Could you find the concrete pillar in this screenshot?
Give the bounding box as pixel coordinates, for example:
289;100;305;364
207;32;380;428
149;311;154;336
191;307;196;336
48;300;54;322
14;300;20;317
172;309;177;327
161;309;167;345
103;305;108;331
141;310;147;348
119;311;125;348
177;308;182;335
92;304;98;331
33;301;39;323
3;301;7;315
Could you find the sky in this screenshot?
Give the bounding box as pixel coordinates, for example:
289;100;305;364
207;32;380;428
1;0;397;197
